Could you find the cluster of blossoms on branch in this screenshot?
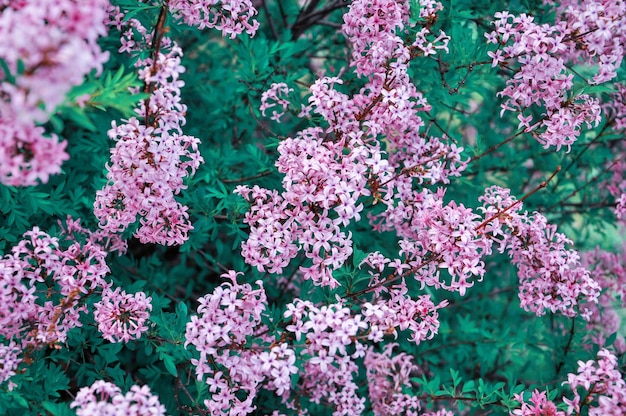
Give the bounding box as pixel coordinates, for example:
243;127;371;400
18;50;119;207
513;349;626;415
93;0;261;246
169;0;259;39
581;244;626;352
512;389;565;416
364;343;455;416
94;286;153;343
246;0;469;292
185;270;451;415
555;0;626;85
486;11;602;151
70;380;166;416
185;271;280;414
235;126;370;288
364;344;422;415
0;220;152;386
478;186;600;319
94;7;204;246
0;0;110;186
563;348;626;415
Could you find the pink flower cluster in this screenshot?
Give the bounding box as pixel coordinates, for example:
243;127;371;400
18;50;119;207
364;343;421;415
0;0;110;186
581;245;626;352
94;287;152;343
235;127;371;288
94;11;203;246
563;349;626;415
357;252;449;342
511;390;565;416
184;266;447;415
0;122;68;187
239;1;467;292
0;225;113;386
555;0;626;84
185;271;287;414
70;380;166;416
369;189;488;296
339;0;468;244
513;350;626;416
336;0;460;189
362;289;448;344
0;227;109;347
0;341;21;386
281;293;445;414
342;0;409;78
284;298;367;415
486;12;602;151
342;0;446;77
0;0;110;123
260;82;293;123
479;186;600;319
169;0;259;39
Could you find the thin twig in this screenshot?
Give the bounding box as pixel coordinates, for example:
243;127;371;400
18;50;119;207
144;2;169;127
221;170;273;184
476;165;561;231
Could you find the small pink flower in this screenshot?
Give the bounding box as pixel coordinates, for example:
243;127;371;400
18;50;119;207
71;380;166;416
94;287;152;343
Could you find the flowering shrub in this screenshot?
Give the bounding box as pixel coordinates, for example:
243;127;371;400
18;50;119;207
0;0;625;415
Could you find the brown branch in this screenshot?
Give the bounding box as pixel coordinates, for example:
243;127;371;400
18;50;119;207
143;2;170;128
470;130;526;163
221;170;273;184
476;165;561;231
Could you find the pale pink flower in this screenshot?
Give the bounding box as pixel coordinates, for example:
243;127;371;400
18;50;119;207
94;287;152;343
71;380;166;416
169;0;260;38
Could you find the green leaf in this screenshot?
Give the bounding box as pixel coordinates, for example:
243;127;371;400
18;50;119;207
162;354;178;377
605;332;618;347
462;380;476;393
60;106;97;131
0;57;15;84
43;402;74;416
176;301;189;330
409;0;422;25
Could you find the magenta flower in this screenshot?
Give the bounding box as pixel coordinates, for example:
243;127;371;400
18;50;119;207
511;389;565;416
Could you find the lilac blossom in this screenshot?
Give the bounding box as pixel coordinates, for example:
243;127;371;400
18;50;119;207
94;287;152;343
71;380;166;416
94;11;203;245
0;0;110;186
